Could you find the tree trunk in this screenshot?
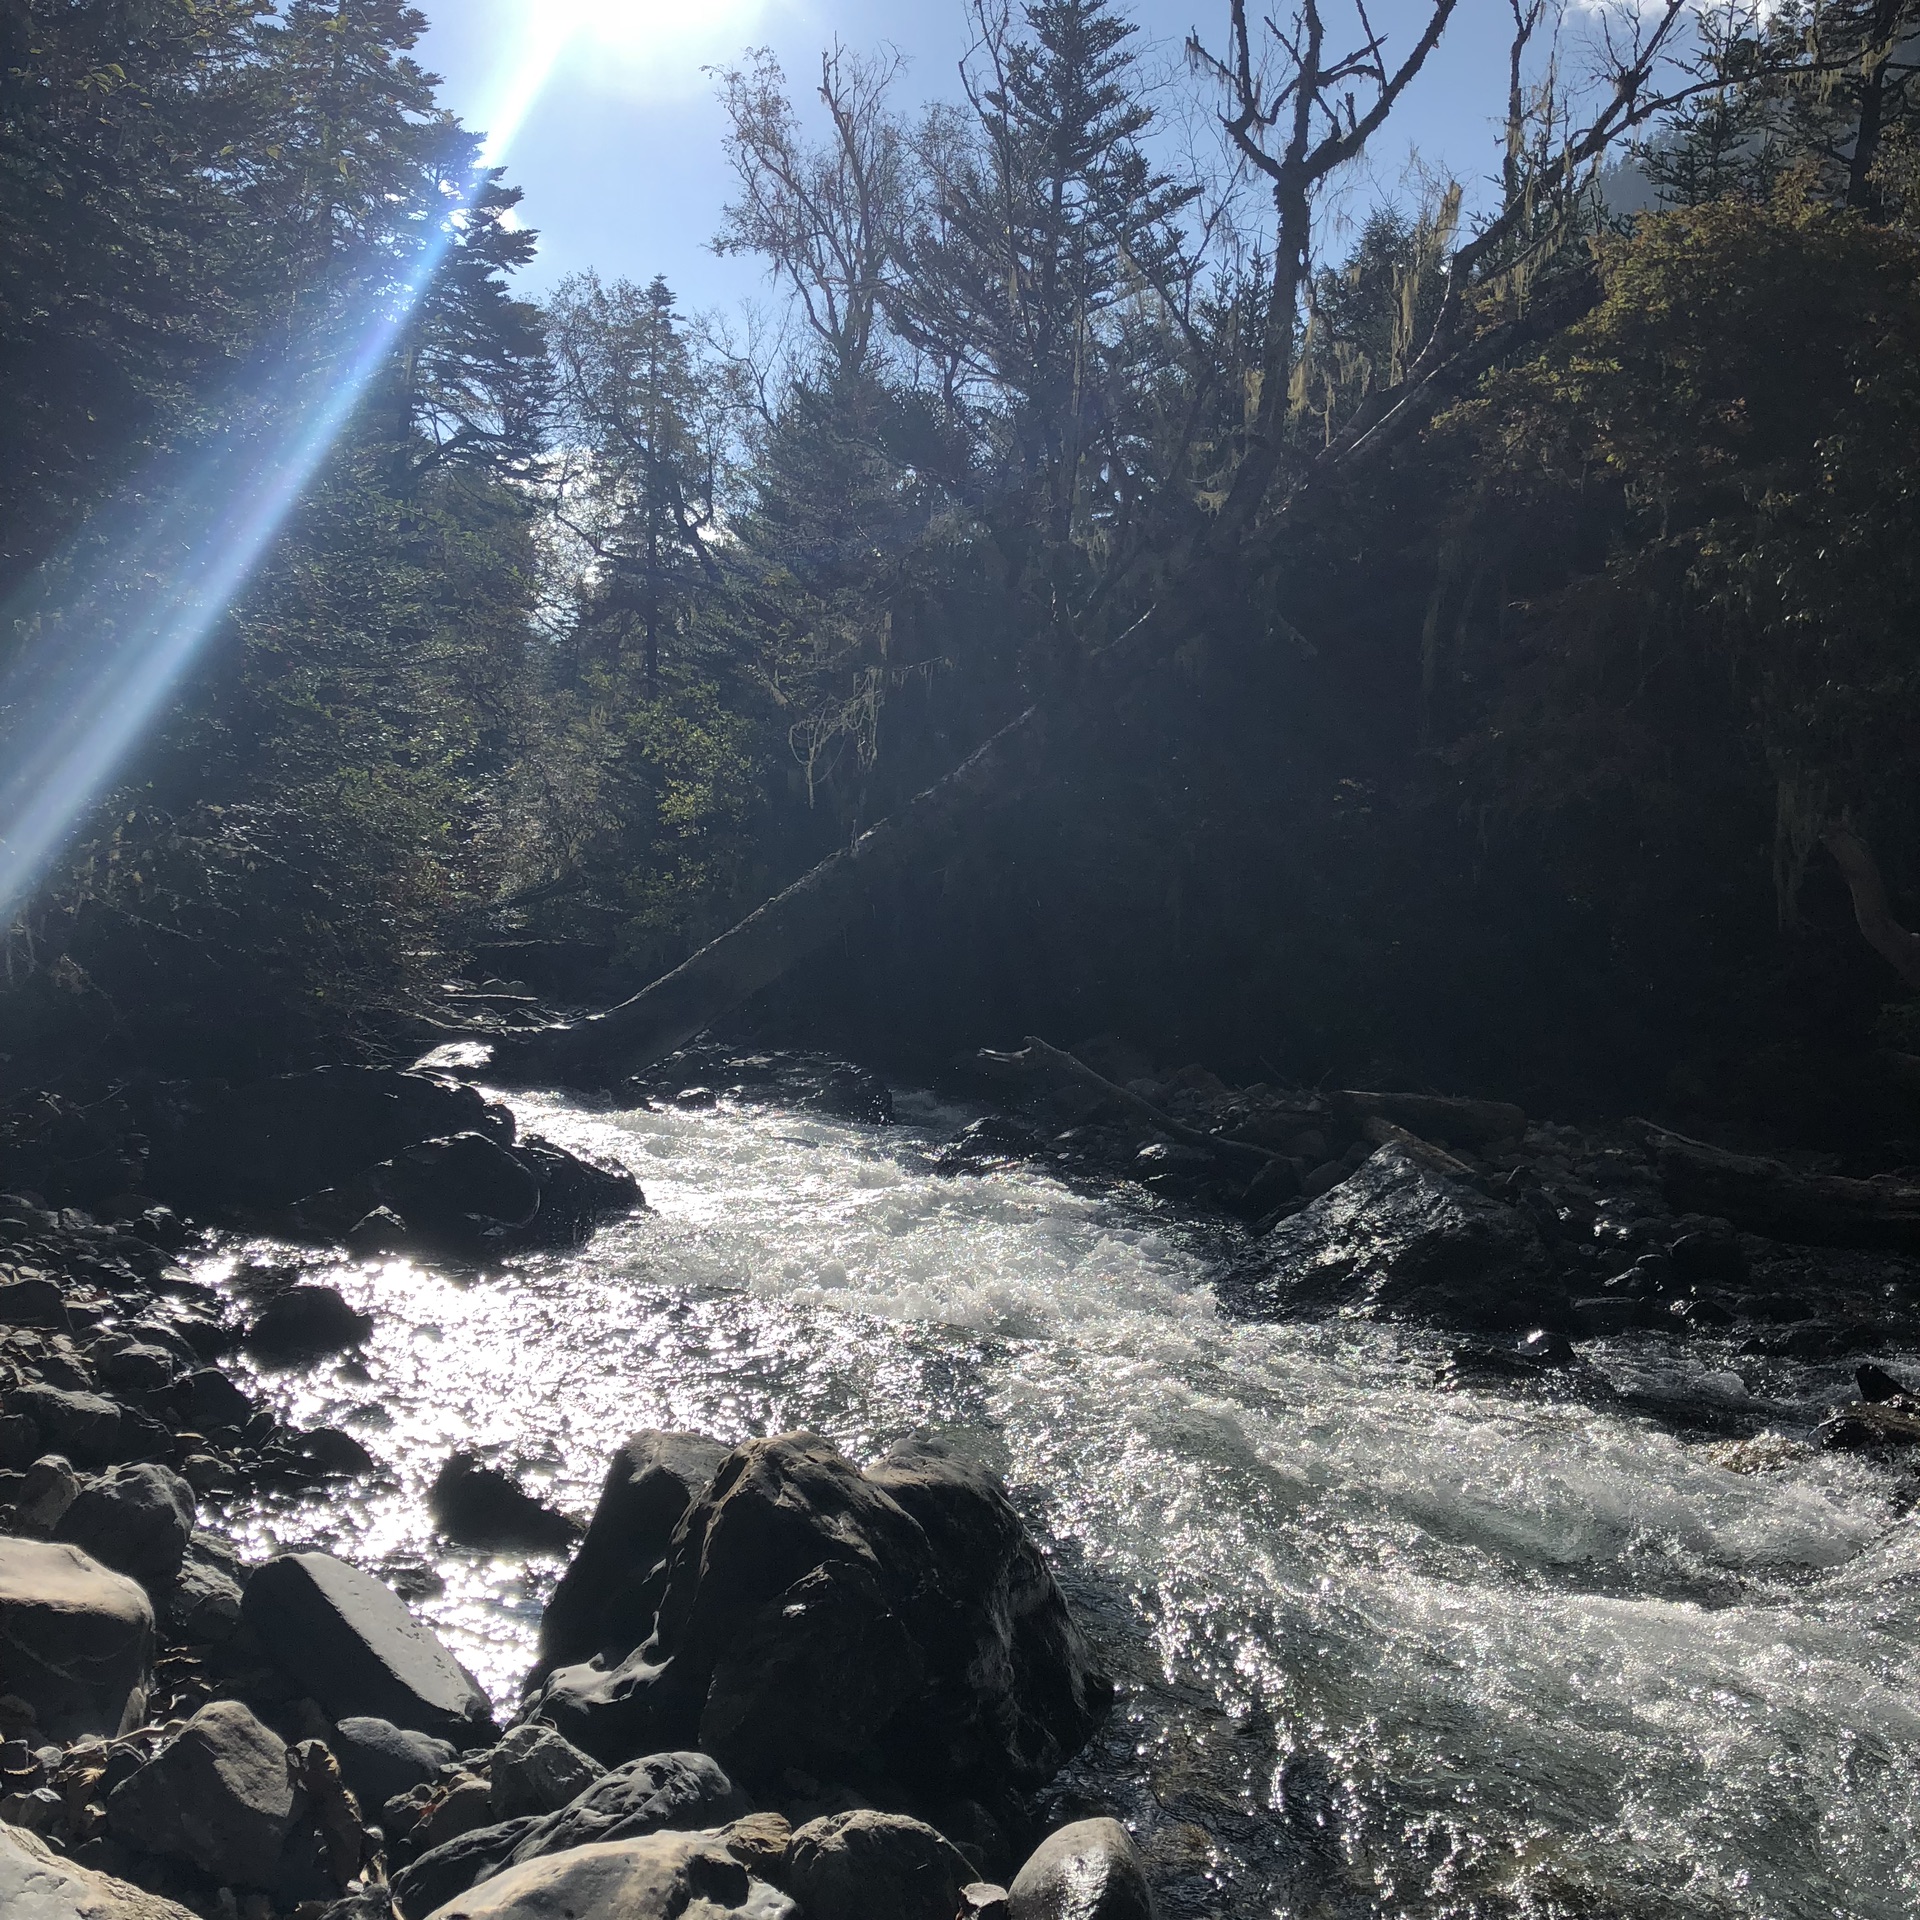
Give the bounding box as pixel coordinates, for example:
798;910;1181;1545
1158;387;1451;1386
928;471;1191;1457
1823;825;1920;991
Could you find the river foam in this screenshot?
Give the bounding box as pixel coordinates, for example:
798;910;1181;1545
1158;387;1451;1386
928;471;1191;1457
212;1087;1920;1918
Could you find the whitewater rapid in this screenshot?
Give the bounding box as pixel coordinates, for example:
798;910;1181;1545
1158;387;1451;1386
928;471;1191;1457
210;1088;1920;1919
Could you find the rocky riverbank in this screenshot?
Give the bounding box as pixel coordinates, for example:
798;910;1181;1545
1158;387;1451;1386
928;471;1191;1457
5;1039;1920;1918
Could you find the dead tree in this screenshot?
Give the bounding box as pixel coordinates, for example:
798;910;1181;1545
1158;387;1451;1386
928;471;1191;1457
492;0;1704;1084
1824;824;1920;992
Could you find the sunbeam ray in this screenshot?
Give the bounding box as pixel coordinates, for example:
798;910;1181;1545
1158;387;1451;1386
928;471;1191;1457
0;13;577;922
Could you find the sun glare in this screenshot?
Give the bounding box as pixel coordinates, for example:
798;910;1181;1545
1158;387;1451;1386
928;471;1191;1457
542;0;766;62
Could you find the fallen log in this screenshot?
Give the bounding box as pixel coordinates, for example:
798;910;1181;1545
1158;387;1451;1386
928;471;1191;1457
1642;1123;1920;1252
487;702;1061;1082
1356;1116;1477;1179
1334;1090;1527;1147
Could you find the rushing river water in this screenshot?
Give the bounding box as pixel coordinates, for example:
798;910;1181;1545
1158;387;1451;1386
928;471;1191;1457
203;1086;1920;1919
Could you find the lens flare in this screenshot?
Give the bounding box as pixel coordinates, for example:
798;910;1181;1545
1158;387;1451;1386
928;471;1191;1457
0;15;579;921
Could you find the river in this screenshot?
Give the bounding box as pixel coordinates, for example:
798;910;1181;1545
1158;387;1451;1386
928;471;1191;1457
202;1085;1920;1918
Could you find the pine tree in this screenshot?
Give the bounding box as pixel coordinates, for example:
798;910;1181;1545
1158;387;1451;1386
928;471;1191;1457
545;273;727;698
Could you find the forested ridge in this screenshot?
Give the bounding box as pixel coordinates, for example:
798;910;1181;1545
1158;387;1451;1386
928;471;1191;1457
6;0;1920;1142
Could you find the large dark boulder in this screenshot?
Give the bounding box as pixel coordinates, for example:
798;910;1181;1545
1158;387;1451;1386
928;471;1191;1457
1007;1819;1155;1920
419;1831;795;1920
534;1431;728;1679
298;1133;641;1259
1228;1144;1559;1329
145;1068;515;1215
865;1439;1113;1792
511;1137;645;1249
784;1810;976;1920
504;1751;747;1865
241;1552;496;1745
55;1463;196;1592
106;1699;303;1890
0;1535;152;1738
524;1434;1111;1800
296;1134;541;1249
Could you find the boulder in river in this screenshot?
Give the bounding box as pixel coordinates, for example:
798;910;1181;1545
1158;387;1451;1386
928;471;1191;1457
784;1809;977;1920
243;1285;372;1363
0;1535;152;1738
534;1430;727;1679
1;1819;200;1920
1229;1143;1559;1330
105;1698;302;1890
298;1132;641;1258
144;1067;516;1214
241;1551;496;1745
55;1463;195;1592
525;1433;1112;1800
429;1453;582;1555
422;1830;795;1920
1007;1818;1156;1920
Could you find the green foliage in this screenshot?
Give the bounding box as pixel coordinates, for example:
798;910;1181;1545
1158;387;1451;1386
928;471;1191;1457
1473;191;1920;912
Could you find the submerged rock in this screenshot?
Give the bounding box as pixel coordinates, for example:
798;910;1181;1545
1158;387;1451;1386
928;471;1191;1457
0;1535;152;1739
1230;1144;1558;1329
429;1454;581;1555
1008;1819;1156;1920
241;1551;496;1745
534;1430;727;1679
243;1286;372;1363
526;1433;1112;1799
420;1830;795;1920
106;1699;302;1890
784;1809;976;1920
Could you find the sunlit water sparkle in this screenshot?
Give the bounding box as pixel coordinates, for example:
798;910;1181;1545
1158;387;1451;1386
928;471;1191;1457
201;1088;1920;1918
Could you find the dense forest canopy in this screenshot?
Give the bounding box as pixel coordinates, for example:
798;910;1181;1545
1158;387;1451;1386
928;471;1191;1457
4;0;1920;1132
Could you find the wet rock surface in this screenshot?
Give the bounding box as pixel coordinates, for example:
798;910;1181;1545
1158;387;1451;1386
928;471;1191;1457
240;1553;497;1747
1006;1818;1155;1920
525;1432;1113;1799
419;1829;795;1920
782;1808;976;1920
1227;1143;1555;1327
534;1431;727;1680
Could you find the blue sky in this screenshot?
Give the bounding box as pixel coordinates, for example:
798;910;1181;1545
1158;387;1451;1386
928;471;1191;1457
418;0;1537;310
